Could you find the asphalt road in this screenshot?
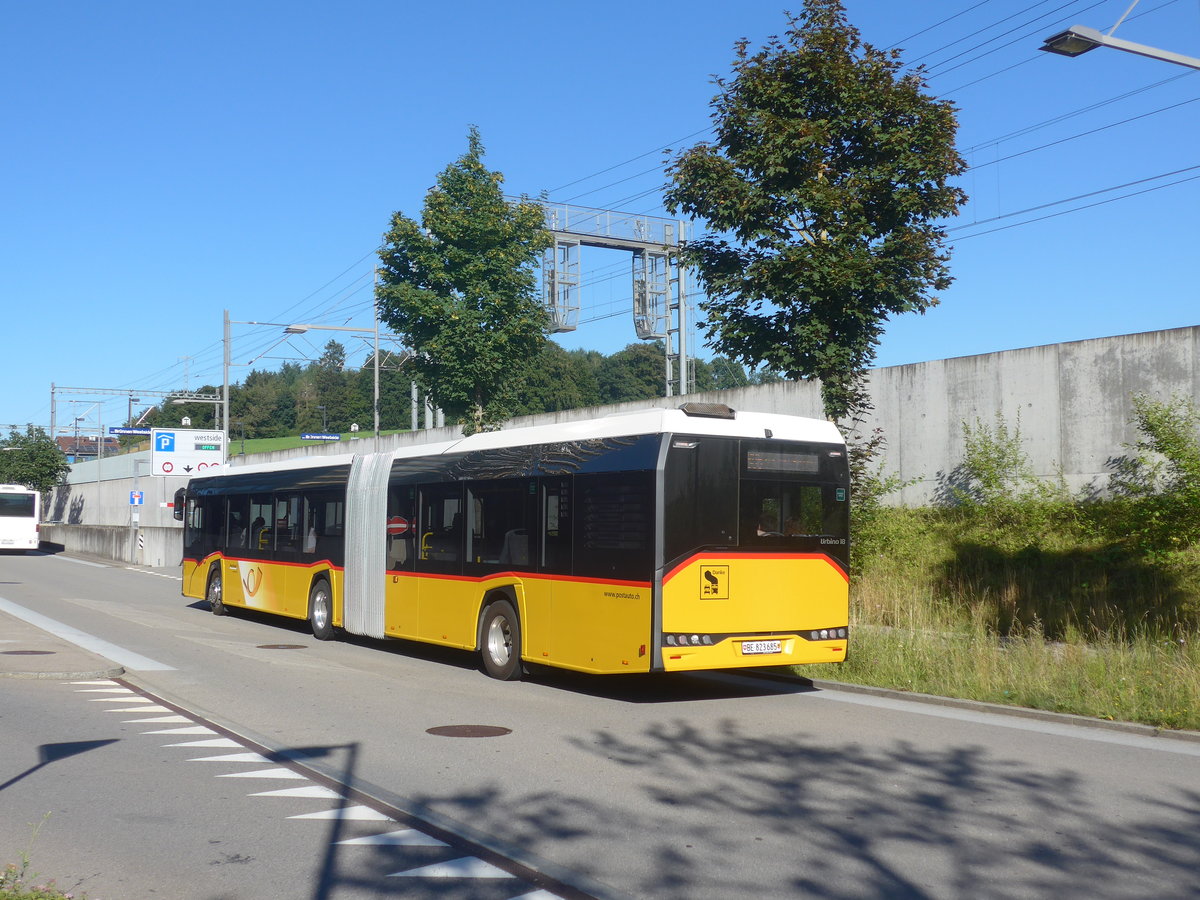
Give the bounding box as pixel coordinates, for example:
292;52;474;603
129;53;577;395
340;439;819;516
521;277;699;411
2;549;1199;899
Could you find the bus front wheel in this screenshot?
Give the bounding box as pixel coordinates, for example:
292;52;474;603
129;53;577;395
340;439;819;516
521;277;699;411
480;599;522;681
308;579;335;641
207;567;226;616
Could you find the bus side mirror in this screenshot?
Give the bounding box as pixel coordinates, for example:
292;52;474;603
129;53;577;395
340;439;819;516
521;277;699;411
173;488;185;521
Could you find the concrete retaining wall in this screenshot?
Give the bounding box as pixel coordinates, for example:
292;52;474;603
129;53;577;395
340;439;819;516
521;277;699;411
40;524;181;568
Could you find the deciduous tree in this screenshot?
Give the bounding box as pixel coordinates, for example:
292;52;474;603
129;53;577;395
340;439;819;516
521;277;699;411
0;426;70;495
376;128;553;434
665;0;967;420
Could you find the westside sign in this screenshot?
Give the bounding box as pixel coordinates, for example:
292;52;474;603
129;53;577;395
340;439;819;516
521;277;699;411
151;428;226;476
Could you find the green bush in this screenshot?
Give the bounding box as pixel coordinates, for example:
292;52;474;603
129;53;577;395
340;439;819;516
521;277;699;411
1109;394;1200;559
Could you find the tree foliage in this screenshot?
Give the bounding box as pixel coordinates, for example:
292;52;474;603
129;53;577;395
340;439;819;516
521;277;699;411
375;128;553;434
0;426;71;494
665;0;967;420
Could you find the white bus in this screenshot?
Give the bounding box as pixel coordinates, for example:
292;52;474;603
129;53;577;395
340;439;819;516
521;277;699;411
0;484;40;553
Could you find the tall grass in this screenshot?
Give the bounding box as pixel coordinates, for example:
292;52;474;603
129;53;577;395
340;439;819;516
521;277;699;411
802;505;1200;731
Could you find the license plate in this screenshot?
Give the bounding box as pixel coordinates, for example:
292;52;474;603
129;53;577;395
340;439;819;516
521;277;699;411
742;639;782;655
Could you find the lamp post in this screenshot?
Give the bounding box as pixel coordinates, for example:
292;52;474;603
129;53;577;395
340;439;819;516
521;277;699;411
1040;23;1200;69
282;321;391;437
225;309;401;441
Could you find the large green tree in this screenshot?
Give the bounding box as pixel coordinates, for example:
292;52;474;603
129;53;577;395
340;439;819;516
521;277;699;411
375;128;553;434
0;426;70;495
665;0;966;420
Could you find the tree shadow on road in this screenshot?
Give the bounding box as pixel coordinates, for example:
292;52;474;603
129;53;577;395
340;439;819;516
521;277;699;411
398;715;1200;900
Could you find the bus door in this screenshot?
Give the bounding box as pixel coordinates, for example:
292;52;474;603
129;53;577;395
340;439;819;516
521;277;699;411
384;484;417;637
415;483;464;644
533;477;571;662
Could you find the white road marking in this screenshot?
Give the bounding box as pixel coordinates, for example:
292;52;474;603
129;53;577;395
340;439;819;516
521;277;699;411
390;857;514;879
217;767;306;780
48;556;108;568
188;752;273;764
57;680;569;899
289;805;393;821
250;786;344;799
338;829;448;848
88;696;154;703
0;598;174;670
122;714;191;723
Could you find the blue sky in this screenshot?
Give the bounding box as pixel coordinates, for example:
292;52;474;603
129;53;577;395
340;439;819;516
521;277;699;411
3;0;1198;435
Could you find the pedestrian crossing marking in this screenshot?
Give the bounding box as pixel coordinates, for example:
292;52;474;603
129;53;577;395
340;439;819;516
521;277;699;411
337;829;448;847
390;857;515;878
289;805;393;821
250;786;343;799
188;752;273;763
89;697;154;703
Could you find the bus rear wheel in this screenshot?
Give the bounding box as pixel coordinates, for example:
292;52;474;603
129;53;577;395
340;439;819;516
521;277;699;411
207;566;226;616
308;579;335;641
480;599;522;681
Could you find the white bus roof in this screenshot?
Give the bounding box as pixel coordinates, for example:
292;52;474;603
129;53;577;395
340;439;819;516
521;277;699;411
215;406;842;479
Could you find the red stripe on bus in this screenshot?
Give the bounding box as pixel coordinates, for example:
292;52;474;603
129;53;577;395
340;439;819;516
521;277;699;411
385;569;651;590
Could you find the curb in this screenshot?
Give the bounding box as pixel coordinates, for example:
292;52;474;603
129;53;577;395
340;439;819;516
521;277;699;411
2;666;127;681
750;669;1200;744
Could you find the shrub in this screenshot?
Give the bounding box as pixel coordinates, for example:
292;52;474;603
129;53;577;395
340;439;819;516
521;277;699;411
1109;394;1200;558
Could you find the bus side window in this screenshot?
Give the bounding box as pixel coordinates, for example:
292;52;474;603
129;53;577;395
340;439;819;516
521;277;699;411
386;485;415;571
540;478;571;573
417;484;462;570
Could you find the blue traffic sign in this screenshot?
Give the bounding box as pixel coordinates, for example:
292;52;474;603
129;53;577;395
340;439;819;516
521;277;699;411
130;491;144;505
156;432;176;452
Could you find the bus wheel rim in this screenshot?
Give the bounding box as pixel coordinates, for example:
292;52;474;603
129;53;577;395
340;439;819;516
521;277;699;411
487;615;511;665
312;591;329;631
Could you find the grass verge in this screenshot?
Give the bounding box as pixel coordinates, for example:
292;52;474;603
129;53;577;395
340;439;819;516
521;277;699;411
800;506;1200;732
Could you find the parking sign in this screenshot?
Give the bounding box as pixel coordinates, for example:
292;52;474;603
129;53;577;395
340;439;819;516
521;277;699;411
151;428;226;476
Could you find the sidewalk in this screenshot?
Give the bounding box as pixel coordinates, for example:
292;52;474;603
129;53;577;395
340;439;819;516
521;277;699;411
0;607;125;680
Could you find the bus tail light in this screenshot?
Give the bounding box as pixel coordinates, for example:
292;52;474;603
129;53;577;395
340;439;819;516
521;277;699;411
807;628;848;641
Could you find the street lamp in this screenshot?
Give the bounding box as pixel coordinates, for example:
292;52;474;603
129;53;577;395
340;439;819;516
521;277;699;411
281;321;388;438
1040;24;1200;69
225;307;402;441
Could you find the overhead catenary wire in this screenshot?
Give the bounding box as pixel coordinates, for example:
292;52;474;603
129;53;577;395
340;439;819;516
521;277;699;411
102;0;1197;405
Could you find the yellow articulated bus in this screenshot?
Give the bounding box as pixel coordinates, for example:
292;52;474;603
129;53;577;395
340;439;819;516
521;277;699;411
178;403;849;680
